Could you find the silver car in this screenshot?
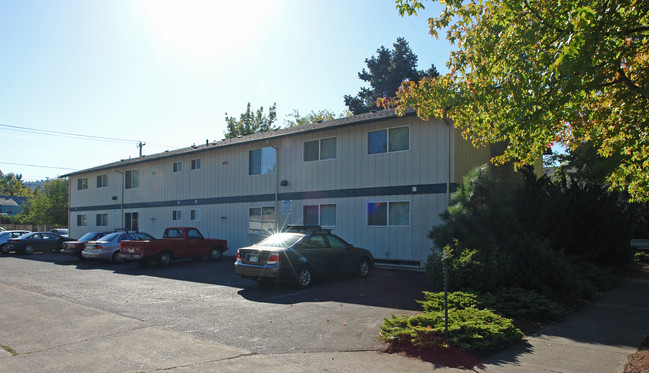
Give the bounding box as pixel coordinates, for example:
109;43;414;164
82;231;154;264
0;230;31;254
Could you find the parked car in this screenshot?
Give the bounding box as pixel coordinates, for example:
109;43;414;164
234;226;374;288
82;231;155;264
0;230;31;254
49;228;69;238
61;231;112;258
120;227;227;266
3;232;74;255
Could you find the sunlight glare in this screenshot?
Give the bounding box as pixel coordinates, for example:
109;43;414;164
140;0;276;56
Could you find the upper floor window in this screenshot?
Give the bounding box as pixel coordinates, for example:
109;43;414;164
304;137;337;162
368;126;409;154
191;159;201;170
96;174;108;188
125;169;139;189
249;147;276;175
173;162;182;173
77;178;88;190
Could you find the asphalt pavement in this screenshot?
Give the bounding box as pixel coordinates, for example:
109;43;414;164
1;260;648;372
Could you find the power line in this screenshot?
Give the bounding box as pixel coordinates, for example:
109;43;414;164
0;123;178;149
0;161;79;171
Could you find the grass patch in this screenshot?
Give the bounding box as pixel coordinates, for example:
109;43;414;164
2;345;17;356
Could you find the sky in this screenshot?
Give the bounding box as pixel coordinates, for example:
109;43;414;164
0;0;452;182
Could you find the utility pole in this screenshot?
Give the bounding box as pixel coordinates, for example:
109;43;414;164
137;141;146;157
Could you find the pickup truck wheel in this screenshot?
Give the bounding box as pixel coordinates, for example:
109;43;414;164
157;252;172;266
111;251;125;264
208;247;223;261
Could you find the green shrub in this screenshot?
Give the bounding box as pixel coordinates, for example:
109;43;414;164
381;307;523;352
635;251;649;264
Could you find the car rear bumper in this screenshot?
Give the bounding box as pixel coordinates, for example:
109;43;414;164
81;250;113;260
120;253;143;260
234;261;283;279
61;248;82;256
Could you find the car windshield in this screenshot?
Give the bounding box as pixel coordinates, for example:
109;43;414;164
255;233;303;248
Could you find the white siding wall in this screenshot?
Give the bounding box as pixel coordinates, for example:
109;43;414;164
69;116;454;265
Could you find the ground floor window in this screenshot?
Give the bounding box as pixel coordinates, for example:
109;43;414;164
249;206;275;232
367;201;410;226
303;204;336;226
172;210;182;221
96;213;108;226
125;212;139;231
76;214;87;226
191;209;201;221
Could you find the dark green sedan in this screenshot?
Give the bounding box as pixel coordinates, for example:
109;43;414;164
234;226;374;288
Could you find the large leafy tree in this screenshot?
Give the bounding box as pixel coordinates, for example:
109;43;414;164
224;102;278;139
345;37;439;115
390;0;649;201
284;109;347;127
0;171;32;196
20;178;68;225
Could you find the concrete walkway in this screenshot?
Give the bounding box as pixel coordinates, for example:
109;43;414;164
1;268;648;372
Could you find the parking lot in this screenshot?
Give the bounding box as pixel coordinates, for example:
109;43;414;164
0;252;429;363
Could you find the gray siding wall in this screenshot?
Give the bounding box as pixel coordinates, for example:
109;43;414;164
69;115;455;265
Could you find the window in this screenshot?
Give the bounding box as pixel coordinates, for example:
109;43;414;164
77;178;88;190
304;137;337;162
173;162;182;173
187;229;202;239
249;206;275;231
172;210;182;221
368;126;409;154
125;170;139;189
96;213;108;226
96;174;108;188
125;212;139;230
6;206;13;214
249;147;276;175
190;209;201;221
367;201;410;226
303;204;336;226
191;159;201;170
77;214;88;226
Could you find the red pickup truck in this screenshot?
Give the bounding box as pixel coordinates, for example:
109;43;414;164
120;227;227;266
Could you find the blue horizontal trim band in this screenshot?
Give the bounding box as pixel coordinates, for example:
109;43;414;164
69;183;457;212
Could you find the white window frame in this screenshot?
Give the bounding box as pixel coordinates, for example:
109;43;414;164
248;206;276;232
96;213;108;226
249;147;276;175
304;137;337;162
77;178;88;190
77;214;88;226
367;126;410;155
367;201;410;227
191;158;201;170
173;162;183;173
172;210;182;221
303;203;337;227
190;208;201;221
124;212;139;230
96;174;108;188
125;169;139;189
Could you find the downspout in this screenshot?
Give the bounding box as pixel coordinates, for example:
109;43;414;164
67;177;71;231
443;118;453;206
272;144;279;231
114;168;124;229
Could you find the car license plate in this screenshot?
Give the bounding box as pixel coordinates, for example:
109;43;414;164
249;255;259;263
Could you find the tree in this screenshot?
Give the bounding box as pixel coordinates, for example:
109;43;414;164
344;37;439;115
284;109;348;127
389;0;649;201
20;178;68;225
0;171;32;197
224;102;278;139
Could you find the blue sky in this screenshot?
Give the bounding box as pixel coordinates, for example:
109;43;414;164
0;0;451;182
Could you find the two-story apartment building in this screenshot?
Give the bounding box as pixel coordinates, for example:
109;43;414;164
63;109;496;268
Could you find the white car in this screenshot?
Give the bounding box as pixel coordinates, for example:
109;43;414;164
0;230;32;254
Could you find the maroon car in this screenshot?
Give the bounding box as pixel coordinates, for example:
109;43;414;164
61;231;112;258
